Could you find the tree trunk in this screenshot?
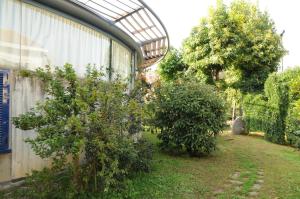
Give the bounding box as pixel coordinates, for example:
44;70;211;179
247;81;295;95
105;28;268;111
73;155;81;190
215;70;220;81
232;100;236;126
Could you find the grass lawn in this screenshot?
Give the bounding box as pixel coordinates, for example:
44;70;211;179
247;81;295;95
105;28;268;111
113;132;300;199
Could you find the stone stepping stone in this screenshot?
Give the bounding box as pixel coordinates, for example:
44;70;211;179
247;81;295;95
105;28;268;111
224;183;232;188
258;175;264;179
229;180;243;186
234;186;242;192
249;191;259;197
213;189;224;195
230;172;241;179
256;179;264;184
257;171;264;176
251;183;262;191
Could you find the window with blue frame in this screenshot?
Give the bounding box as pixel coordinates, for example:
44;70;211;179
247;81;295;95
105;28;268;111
0;71;10;153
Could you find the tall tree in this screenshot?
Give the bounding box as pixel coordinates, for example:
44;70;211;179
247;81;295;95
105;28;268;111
158;48;187;81
183;0;286;93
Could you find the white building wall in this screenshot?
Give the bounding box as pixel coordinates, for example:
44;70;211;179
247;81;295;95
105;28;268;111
10;73;51;179
0;0;134;181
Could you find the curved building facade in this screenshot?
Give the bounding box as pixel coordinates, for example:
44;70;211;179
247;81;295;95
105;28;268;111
0;0;168;182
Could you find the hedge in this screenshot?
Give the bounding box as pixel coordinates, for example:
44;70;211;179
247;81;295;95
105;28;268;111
243;74;289;145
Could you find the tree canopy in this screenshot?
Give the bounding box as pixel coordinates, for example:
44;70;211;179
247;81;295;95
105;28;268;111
158;48;187;82
183;0;286;93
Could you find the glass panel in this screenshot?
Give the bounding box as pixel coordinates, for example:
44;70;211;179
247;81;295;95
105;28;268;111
111;41;131;81
20;3;111;77
0;0;21;69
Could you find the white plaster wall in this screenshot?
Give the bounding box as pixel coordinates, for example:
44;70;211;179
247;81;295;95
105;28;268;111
10;73;51;179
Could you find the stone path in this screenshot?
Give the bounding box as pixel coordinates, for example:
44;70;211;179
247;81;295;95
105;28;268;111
248;169;265;198
212;169;265;199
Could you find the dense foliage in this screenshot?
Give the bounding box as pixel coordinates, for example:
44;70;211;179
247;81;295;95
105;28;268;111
284;68;300;148
225;88;243;120
243;74;289;144
243;94;269;132
13;64;152;197
263;74;289;144
183;0;285;92
149;81;226;156
158;48;187;82
243;68;300;146
286;109;300;148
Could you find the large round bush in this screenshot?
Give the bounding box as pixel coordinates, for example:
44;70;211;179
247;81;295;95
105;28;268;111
150;81;226;156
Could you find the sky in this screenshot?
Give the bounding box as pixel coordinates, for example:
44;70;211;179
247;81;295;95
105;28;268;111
144;0;300;70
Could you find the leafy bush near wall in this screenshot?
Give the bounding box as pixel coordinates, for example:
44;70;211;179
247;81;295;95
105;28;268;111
12;64;152;197
286;108;300;148
243;68;300;145
243;73;289;144
243;94;269;132
149;80;226;156
264;74;289;144
286;73;300;148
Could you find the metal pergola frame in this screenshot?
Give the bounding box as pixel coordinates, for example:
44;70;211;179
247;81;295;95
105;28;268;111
71;0;169;68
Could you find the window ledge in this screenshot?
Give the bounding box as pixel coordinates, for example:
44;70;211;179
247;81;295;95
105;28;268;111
0;149;11;154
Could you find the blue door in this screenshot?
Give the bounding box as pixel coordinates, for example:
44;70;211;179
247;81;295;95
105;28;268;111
0;71;10;153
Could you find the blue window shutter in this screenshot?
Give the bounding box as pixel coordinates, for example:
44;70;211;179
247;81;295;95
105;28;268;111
0;71;10;152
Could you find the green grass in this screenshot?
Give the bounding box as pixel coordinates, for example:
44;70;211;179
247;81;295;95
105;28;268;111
112;132;300;199
2;132;300;198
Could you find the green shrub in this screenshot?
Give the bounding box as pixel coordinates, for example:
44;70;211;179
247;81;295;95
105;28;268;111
286;108;300;148
243;73;290;144
286;74;300;148
158;48;187;82
243;68;300;146
13;64;152;197
149;81;226;156
131;139;154;173
287;131;300;149
276;67;300;109
243;73;289;144
243;94;269;132
12;168;76;199
264;73;289;144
